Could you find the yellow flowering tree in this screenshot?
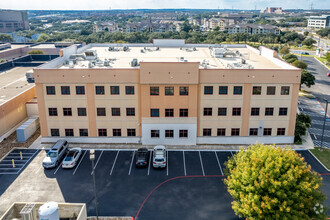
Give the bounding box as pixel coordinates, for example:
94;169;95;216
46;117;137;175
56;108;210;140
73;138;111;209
224;144;326;219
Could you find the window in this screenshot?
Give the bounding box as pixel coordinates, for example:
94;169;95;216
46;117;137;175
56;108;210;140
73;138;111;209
50;129;59;137
98;129;107;137
112;108;121;116
218;108;227;116
204;86;213;95
277;128;286;136
203;108;212;116
76;86;85;95
150;87;159;95
97;108;106;116
77;108;87;116
232;108;241;116
126;108;135;116
151;130;160;138
233;86;242;95
110;86;120;95
263;128;272;136
180;109;188;117
48;108;58;116
150;109;159;117
46;86;55;95
95;86;105;95
267;86;276;95
281;86;290;95
251;108;260;116
231;128;240;136
252;86;261;95
203;128;212;136
249;128;258;136
279;107;288;116
61;86;70;95
165;130;174;138
79;129;88;137
165;109;174;117
265;107;274;116
125;86;134;95
63;108;72;116
219;86;228;95
127;129;136;137
180;87;189;95
217;128;226;136
65;129;74;136
179;130;188;138
113;129;122;137
165;87;174;95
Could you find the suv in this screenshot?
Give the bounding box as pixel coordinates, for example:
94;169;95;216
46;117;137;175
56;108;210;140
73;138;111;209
42;140;69;169
135;148;149;168
153;145;166;168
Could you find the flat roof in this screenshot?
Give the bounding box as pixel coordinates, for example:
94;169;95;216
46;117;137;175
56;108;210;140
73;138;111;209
31;44;57;49
0;67;34;105
59;46;282;69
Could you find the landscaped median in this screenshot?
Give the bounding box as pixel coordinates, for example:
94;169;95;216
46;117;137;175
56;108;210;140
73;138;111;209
310;147;330;171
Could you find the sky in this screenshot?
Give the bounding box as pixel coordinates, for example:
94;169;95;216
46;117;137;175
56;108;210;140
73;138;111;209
0;0;328;10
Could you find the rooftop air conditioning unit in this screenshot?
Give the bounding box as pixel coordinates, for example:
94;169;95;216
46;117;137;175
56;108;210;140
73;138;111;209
104;59;110;66
20;203;36;220
108;46;114;51
123;46;129;51
131;58;139;67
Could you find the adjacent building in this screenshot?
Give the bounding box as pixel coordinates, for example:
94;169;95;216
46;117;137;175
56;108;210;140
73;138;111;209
225;24;280;34
307;15;330;29
0;9;29;33
93;22;119;33
34;39;300;146
260;7;283;14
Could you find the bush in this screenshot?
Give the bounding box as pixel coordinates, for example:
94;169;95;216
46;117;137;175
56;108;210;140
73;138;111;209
294;113;311;143
27;50;45;55
279;46;290;55
292;60;308;69
302;38;316;47
283;53;298;63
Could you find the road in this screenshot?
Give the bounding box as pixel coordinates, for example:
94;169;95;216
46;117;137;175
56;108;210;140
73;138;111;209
300;56;330;148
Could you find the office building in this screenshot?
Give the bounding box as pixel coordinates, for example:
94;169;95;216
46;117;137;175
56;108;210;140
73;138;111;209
0;10;29;33
307;15;330;29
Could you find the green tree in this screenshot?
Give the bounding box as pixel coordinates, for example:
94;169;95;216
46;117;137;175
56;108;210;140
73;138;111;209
301;69;315;88
279;46;290;55
283;53;298;63
292;60;308;69
0;34;13;42
295;113;312;143
302;38;316;47
37;34;49;42
224;144;325;219
303;31;309;37
27;50;45;55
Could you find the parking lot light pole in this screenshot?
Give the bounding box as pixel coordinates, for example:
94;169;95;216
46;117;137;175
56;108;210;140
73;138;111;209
90;149;99;220
320;99;329;148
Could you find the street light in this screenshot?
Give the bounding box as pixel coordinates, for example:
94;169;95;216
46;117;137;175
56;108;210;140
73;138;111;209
90;149;99;220
320;99;329;149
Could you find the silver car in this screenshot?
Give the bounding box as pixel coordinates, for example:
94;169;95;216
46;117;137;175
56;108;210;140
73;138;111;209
153;145;166;168
62;148;82;168
42;140;68;169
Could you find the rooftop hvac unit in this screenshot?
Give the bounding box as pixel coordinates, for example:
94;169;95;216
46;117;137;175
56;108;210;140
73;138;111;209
104;59;110;66
123;46;129;51
241;59;246;64
20;203;36;220
69;61;74;68
180;57;184;61
108;46;114;51
140;49;144;53
131;58;139;67
38;202;59;220
156;47;160;51
193;47;197;51
84;50;97;60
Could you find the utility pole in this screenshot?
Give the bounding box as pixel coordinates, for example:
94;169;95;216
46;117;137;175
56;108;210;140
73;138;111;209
320;99;329;149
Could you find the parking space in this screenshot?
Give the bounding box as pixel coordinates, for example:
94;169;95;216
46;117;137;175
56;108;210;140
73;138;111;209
0;149;39;175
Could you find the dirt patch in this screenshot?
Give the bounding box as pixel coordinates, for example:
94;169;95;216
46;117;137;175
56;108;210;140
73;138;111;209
0;128;40;159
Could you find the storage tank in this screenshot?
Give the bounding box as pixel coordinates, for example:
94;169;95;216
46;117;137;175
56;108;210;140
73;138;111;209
38;202;59;220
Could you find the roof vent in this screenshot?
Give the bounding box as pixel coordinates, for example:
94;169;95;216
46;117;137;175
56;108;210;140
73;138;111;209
123;46;129;51
131;58;139;67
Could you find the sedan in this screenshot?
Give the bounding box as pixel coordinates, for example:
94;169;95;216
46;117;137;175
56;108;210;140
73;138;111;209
327;73;330;77
62;148;82;168
135;148;149;167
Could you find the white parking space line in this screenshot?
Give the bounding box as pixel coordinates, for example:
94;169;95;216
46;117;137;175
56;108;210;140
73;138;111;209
128;151;135;175
54;151;69;175
183;151;186;176
148;151;152;176
91;150;103;175
110;151;119;175
230;151;235;160
198;151;205;176
166;150;169;176
73;150;87;175
214;151;223;175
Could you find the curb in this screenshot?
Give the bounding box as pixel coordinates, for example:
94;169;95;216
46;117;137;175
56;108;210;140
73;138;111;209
308;149;330;172
313;57;330;71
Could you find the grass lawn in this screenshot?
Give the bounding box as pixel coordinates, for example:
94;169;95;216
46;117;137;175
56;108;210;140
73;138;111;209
310;147;330;170
315;56;330;69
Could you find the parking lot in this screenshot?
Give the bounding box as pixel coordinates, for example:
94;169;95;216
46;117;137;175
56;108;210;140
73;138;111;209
0;148;329;219
0;149;39;174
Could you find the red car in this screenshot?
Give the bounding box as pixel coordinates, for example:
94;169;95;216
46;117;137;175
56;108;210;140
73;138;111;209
327;73;330;77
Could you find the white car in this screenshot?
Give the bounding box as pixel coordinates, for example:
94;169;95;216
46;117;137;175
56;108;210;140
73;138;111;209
62;148;82;168
153;145;166;168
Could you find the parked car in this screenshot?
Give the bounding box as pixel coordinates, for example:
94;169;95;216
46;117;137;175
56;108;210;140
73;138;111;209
42;140;69;169
327;72;330;77
62;148;82;168
153;145;166;168
301;51;309;55
135;148;149;168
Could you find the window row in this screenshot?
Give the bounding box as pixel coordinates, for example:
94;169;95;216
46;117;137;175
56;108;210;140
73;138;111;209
203;107;288;116
150;108;188;117
150;130;188;138
46;85;135;95
150;86;189;96
50;128;136;137
202;128;286;136
48;107;136;117
203;85;290;95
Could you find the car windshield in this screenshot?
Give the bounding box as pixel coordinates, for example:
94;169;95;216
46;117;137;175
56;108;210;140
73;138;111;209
47;151;57;157
155;158;164;162
138;159;146;162
67;151;75;157
64;157;73;161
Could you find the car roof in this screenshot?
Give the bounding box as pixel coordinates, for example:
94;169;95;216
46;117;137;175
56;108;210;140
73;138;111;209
51;140;67;150
154;145;165;150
